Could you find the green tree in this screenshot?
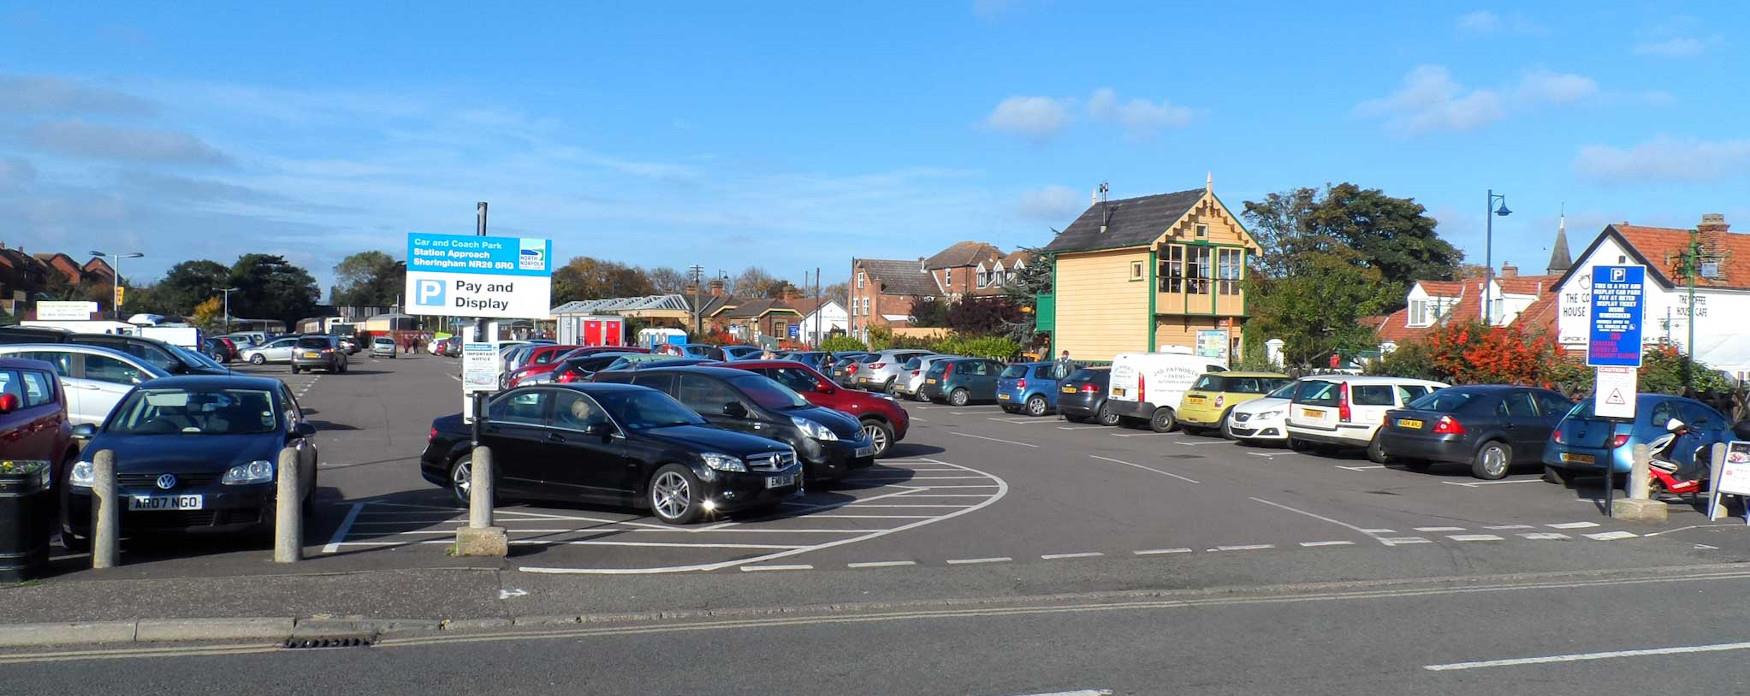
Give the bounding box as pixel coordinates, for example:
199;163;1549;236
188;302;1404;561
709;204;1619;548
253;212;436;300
551;257;655;302
156;260;233;314
331;251;404;307
1245;249;1392;370
820;335;867;352
908;297;948;327
230;254;320;325
1244;183;1462;307
1001;247;1053;346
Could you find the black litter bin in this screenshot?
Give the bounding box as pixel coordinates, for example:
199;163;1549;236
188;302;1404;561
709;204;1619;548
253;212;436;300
0;460;52;582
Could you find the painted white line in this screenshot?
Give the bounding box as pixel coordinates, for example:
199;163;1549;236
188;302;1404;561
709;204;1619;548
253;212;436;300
1584;531;1639;541
1299;540;1356;547
1485;524;1535;530
1550;522;1601;529
448;374;462;382
1110;433;1155;438
949;432;1038;448
801;504;973;509
945;557;1013;565
1211;544;1274;552
1442;479;1543;488
950;411;982;415
910;417;929;422
1249;497;1386;543
1174;440;1226;446
893;484;1000;489
1057;426;1104;430
1644;523;1746;537
1521;532;1571;540
989;417;1057;424
1089;455;1200;484
1360;528;1396;534
1009;690;1113;696
321;502;365;553
808;514;934;519
1380;536;1432;545
508;540;803;549
1415;526;1466;532
1133;548;1194;556
1425;640;1750;672
740;564;813;572
1247;452;1286;458
846;560;917;569
1335;465;1386;471
896;494;993;497
1040;552;1104;560
1449;534;1505;542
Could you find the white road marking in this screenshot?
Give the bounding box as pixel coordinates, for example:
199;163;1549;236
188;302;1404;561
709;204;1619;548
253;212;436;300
1088;455;1200;484
1174;440;1225;446
1057;426;1104;430
946;557;1013;565
1211;544;1274;552
1415;526;1466;532
1133;548;1193;556
1007;690;1113;696
846;560;916;568
321;502;365;554
896;494;992;497
1521;533;1571;540
1299;540;1356;547
740;564;813;572
1249;498;1388;543
1485;524;1535;530
1247;452;1287;458
1449;534;1505;542
1380;536;1432;545
448;374;462;383
1041;552;1104;560
1360;528;1396;534
949;432;1038;448
989;417;1056;424
498;589;528;599
1584;531;1639;541
1550;522;1600;529
1424;640;1750;672
807;514;934;519
1697;544;1720;550
1335;465;1386;471
1110;433;1155;438
1442;479;1543;488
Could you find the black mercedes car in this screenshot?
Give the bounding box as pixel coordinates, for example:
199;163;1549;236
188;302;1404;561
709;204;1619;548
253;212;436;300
420;383;803;524
593;366;873;482
62;375;318;549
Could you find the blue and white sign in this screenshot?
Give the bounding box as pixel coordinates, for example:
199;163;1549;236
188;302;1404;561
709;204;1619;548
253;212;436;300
1587;264;1645;368
788;323;800;339
403;232;553;319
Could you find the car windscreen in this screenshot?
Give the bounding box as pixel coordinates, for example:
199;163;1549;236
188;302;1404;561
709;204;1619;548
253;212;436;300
1067;368;1107;385
1265;382;1297;399
1408;389;1477;412
767;367;824;394
730;374;811;410
1191;375;1224;391
296;337;331;349
1000;364;1028;379
108;388;279;435
591;389;708;430
902;357;922;370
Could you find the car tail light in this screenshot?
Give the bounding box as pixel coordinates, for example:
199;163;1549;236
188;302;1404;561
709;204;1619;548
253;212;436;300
1552;429;1565;444
910;370;919;376
1080;384;1099;393
428;427;438;442
870;362;886;369
1610;433;1630;448
848;364;859;374
942;362;954;379
1432;415;1465;435
1338;382;1352;423
1017;378;1027;389
1137;374;1146;404
557;371;578;383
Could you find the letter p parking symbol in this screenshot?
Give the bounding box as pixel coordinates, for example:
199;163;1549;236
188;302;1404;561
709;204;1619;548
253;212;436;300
415;279;446;307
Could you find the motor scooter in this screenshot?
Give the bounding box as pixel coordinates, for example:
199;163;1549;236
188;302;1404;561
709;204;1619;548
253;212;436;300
1647;419;1708;498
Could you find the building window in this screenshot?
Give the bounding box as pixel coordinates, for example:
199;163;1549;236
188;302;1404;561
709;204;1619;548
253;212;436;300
976;267;989;288
1217;248;1241;295
1185;245;1212;295
991;270;1005;286
1410;299;1428;327
1159;245;1184;292
1129;261;1144;282
1196;224;1208;238
857;272;865;289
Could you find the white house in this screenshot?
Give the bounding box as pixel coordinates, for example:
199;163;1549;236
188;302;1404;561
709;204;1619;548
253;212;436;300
794;298;848;342
1553;215;1750;377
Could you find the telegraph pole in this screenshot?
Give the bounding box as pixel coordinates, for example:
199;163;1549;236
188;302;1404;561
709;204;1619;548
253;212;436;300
689;264;704;337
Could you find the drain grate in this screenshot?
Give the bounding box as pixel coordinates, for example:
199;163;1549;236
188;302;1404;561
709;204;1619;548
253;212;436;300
284;636;375;649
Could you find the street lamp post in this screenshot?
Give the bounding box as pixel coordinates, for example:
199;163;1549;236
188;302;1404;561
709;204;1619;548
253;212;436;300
1484;191;1512;325
215;287;239;333
89;250;144;322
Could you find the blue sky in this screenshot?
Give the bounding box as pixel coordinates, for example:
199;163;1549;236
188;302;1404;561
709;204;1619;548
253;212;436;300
0;1;1744;293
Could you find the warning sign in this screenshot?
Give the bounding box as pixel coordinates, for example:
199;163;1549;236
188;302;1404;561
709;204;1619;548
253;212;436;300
1593;366;1637;420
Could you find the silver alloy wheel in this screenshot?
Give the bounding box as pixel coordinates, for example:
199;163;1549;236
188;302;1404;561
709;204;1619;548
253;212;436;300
863;422;889;454
1481;444;1509;478
652;471;691;520
451;458;471;506
1027;395;1047;416
949;388;969;407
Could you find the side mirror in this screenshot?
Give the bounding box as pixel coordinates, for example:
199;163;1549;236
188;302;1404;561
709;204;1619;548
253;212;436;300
294;422;317;438
1666;418;1687;433
0;394;16;414
584;421;614;437
71;423;97;440
722;402;748;419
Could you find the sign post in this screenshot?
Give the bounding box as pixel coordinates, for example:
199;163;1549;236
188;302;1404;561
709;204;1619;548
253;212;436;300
1587;265;1654;520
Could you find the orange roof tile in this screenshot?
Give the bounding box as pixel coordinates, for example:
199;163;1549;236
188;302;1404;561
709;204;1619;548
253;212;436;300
1609;223;1750;290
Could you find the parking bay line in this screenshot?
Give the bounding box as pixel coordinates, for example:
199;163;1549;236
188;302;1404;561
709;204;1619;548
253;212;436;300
332;540;808;549
322;502;365;554
1425;640;1750;672
1088;455;1200;484
847;560;917;569
945;557;1013;565
949;432;1038;448
1133;548;1194;556
1041;552;1104;560
1449;534;1505;542
1442;479;1543;488
1248;497;1390;546
740;564;813;572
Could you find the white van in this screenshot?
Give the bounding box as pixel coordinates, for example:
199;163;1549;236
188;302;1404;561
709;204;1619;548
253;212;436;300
1107;348;1229;432
1284;375;1449;457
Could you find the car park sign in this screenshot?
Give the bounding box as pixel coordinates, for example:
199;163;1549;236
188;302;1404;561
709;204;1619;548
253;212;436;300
1586;265;1644;368
404;232;552;319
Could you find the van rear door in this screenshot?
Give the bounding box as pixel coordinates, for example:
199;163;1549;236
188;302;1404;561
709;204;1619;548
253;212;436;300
1108;355;1141;404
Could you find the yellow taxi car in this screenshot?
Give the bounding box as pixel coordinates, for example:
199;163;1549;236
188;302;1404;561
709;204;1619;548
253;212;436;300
1176;372;1291;436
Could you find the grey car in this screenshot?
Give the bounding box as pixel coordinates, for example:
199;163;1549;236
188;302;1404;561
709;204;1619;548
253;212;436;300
895;354;965;402
291;335;348;374
855;349;936;393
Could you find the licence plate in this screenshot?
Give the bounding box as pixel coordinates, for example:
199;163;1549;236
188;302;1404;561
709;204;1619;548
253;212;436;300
1111;387;1126;397
1061;386;1077;394
1561;452;1595;464
1301;408;1325;419
926;379;937;384
855;446;874;458
1397;418;1423;429
1187;395;1206;402
765;474;796;489
997;393;1011;400
302;352;321;359
128;494;203;511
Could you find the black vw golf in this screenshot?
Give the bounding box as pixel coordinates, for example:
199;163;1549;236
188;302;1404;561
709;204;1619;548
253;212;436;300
420;383;803;524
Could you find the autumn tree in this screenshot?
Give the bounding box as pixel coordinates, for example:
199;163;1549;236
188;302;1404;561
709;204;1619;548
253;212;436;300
190;296;224;332
551;257;655;302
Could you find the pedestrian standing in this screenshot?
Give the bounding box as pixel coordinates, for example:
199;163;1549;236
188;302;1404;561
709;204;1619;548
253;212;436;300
1055;349;1074;379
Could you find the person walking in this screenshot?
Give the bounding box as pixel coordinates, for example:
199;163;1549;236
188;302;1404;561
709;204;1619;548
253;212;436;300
1054;349;1075;379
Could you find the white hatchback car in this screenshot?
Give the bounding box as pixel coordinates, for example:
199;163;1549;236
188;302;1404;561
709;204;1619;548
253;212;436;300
1284;375;1448;458
1225;380;1301;444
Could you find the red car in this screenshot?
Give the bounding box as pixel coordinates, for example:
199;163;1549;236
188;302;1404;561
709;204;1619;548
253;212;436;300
0;358;76;481
506;345;651;387
726;360;910;458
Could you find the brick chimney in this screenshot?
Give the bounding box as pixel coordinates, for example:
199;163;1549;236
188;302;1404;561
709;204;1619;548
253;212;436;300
1501;262;1518;279
918;256;926;272
708;279;725;297
1699;213;1730;257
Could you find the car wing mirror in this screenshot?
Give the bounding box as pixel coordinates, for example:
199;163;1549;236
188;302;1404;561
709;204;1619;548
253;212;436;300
584;421;614;437
71;423;97;440
294;422;317;438
1666;418;1686;433
722;402;748;419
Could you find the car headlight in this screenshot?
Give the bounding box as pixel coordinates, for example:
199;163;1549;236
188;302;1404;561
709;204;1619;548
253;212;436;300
221;460;276;485
791;416;839;441
70;460;93;488
1257;410;1284;420
700;452;746;473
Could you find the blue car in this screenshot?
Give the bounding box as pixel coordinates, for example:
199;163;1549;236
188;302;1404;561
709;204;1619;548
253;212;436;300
1542;393;1732;484
996;362;1072;416
718;345;764;362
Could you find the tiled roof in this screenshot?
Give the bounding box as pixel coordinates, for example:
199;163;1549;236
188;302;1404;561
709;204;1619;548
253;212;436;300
1044;188;1206;253
1610;223;1750;290
925;241;1003;270
1498;275;1558;296
1416;280;1465;297
723;298;802;319
1000;250;1033;267
1516;293;1559;337
857;258;940;297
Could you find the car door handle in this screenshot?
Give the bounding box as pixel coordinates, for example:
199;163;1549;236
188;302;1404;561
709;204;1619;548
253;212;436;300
547;432;567;443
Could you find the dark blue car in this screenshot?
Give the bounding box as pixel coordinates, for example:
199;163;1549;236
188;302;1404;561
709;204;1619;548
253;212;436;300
1542;393;1732;485
996;362;1072;416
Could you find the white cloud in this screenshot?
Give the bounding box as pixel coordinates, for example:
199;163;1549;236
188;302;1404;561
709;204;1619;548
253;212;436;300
1356;66;1600;135
0;74;152;115
1017;185;1085;220
1456;10;1542;35
1087;88;1193;138
26;120;231;165
982;96;1071;140
1575;137;1750;183
0;158;36;190
1633;36;1718;58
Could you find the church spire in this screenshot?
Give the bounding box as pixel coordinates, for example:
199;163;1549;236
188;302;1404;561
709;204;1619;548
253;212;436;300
1546;204;1572;275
